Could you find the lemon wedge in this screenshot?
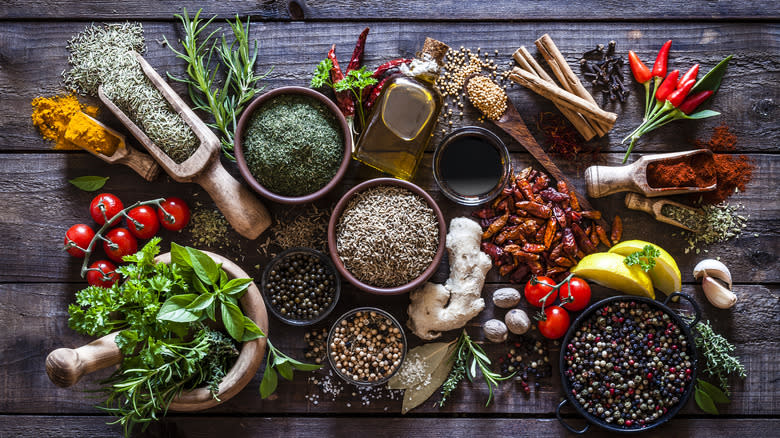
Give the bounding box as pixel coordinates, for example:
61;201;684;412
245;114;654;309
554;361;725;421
571;252;655;299
609;240;682;295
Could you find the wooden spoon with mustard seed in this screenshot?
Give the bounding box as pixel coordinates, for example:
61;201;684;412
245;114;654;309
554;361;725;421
464;74;607;228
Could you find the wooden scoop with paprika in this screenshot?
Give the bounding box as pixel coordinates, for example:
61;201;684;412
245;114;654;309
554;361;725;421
584;149;717;198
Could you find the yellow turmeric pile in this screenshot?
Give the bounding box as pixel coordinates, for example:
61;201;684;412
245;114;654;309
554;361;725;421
64;112;120;156
30;94;100;150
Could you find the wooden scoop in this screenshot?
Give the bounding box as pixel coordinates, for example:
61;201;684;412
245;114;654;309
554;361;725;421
45;251;268;411
464;76;606;227
584;149;717;198
64;111;161;181
97;51;272;239
624;192;703;232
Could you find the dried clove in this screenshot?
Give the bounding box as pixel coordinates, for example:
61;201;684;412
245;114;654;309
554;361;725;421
580;40;629;104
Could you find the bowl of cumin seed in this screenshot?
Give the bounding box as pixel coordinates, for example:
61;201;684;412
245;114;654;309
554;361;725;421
327;178;446;295
234;86;352;204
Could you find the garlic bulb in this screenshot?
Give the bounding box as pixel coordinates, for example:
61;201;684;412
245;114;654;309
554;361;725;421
693;259;732;290
701;276;738;309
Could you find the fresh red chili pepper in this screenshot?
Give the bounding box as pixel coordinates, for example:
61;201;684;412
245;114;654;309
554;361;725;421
651;40;672;78
667;79;696;107
628;50;652;84
346;27;370;74
678;64;699;88
372;58;412;78
678;90;714;114
328;44;354;117
655;70;679;102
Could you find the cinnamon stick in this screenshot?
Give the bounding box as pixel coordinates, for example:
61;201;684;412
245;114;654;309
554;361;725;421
509;67;617;126
512;47;597;141
535;34;614;135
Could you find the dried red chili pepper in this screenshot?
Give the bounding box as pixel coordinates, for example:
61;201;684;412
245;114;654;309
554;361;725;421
346;27;369;73
571;223;597;254
472;207;496;219
512;250;540;264
372;58;412;78
540;188;569;203
328;45;354;117
588;225;600;246
515;201;552;218
517;179;538;202
562;228;577;257
580;210;602;220
566;209;582;224
365;76;390;109
543;219;557;249
553;205;568;228
483;211;509;239
610;215;623;244
549;242;564;260
553;257;575;268
532;173;550;192
527;261;545;276
509;264;530;284
480;242;503;263
679;90;714;115
651;40;672;79
499;263;517;276
595;224;612;248
546;266;568;277
523;243;546;254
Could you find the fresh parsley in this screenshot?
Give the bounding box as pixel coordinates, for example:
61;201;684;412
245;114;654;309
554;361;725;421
310;58;377;130
623;244;661;272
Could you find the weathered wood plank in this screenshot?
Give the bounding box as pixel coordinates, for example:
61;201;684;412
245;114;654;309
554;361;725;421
1;0;779;21
0;153;775;283
1;280;775;415
1;22;777;153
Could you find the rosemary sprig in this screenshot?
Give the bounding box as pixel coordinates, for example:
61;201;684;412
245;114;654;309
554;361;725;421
165;9;272;159
439;329;515;407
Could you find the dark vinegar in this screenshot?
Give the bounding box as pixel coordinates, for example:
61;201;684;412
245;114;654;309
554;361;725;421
439;135;503;196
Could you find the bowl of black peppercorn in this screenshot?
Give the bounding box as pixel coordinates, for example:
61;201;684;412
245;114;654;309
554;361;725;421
261;248;340;326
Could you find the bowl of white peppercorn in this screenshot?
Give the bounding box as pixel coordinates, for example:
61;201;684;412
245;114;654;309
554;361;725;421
327;307;407;386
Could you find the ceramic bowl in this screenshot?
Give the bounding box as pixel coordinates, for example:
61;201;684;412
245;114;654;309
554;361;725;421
234;86;352;204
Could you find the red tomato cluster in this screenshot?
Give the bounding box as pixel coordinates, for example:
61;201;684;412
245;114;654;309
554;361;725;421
64;194;190;288
524;275;591;339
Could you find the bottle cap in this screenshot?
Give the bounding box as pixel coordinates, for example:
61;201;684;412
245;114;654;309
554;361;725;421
421;38;450;66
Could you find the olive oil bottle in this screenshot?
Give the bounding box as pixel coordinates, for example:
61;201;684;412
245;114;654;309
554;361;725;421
353;38;449;180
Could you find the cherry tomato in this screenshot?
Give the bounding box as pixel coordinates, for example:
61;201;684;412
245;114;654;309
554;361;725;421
524;276;558;307
64;224;95;258
560;277;592;312
86;260;120;288
90;193;124;226
538;306;570;339
126;205;160;239
157;197;190;231
103;228;138;263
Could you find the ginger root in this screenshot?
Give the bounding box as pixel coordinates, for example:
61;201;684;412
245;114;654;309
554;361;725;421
407;217;492;340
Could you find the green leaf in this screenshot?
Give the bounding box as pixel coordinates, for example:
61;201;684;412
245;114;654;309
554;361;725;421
276;361;294;381
695;387;720;414
290;361;322;372
219;269;229;288
683;109;721;120
220;278;253;298
192;275;210;295
157;294;200;322
170;242;191;268
221;301;245;341
624;244;660;272
689;55;733;108
310;59;333;88
259;366;278;398
68;176;109;192
241;317;264;341
187;247;220;285
185;293;214;312
698;380;730;404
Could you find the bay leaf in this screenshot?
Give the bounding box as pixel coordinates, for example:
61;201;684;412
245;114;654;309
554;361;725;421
68;175;109;191
387;341;453;390
401;342;457;414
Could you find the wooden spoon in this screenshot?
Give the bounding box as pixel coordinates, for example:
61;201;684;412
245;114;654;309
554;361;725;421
45;251;268;412
584;149;716;198
624;192;703;232
97;51;272;239
64;111;161;181
464;75;607;228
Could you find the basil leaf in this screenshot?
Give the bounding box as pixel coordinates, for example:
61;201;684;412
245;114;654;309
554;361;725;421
170;242;191;268
259;366;278;399
698;379;730;404
276;361;294;381
68;175;109;192
205;301;216;321
219;269;229;288
192;275;209;295
187;247;219;286
695;387;719;415
221;301;245;341
241;317;264;341
186;293;214;312
157;294;200;322
683;109;720;120
221;278;253;298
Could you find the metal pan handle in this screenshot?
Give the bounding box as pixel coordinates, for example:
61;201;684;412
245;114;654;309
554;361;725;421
556;399;590;434
664;292;701;329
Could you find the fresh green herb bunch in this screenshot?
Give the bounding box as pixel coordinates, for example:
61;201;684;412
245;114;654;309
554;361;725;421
439;329;515;407
311;59;377;131
166;8;272;159
685;317;746;396
624;244;661;272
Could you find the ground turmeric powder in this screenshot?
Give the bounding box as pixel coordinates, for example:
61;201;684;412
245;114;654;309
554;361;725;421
64;111;120;156
31;94;99;150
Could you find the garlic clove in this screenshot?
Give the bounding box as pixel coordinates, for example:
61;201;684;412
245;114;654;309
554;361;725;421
693;259;732;290
701;276;738;309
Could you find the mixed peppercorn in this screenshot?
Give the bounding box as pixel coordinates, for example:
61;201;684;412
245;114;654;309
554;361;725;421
563;300;693;428
499;336;553;394
264;251;337;322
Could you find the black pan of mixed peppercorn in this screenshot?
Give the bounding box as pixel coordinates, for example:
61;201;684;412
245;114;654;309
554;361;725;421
557;293;701;434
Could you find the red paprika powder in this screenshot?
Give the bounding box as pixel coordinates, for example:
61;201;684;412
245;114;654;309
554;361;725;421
691;123;755;204
646;153;717;188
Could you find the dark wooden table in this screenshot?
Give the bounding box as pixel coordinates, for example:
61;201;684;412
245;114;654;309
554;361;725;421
1;1;778;437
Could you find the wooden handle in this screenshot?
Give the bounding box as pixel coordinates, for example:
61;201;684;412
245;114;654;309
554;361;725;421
624;192;654;214
192;158;272;240
117;144;162;181
45;332;122;388
584;162;640;198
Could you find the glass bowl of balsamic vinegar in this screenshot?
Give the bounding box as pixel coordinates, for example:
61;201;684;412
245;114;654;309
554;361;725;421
433;126;511;206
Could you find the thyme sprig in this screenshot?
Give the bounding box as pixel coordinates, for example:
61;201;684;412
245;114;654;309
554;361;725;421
165;8;272;159
439;329;515;407
685;317;746;396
